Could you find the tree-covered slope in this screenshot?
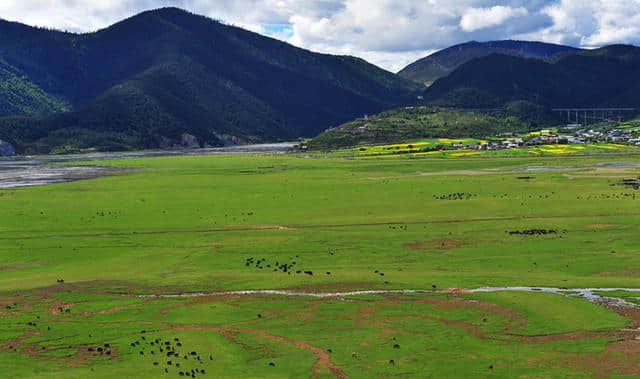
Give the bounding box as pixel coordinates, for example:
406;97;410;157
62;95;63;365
0;7;418;153
0;61;68;116
422;45;640;109
398;40;578;86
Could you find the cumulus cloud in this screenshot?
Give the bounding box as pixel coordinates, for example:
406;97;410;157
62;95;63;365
1;1;640;72
528;0;640;47
460;6;528;32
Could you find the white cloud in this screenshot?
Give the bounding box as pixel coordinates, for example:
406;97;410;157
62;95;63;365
522;0;640;47
460;6;528;32
0;1;639;71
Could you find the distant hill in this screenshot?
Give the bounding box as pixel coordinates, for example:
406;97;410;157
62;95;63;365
0;8;418;153
422;45;640;109
308;107;533;149
398;40;579;86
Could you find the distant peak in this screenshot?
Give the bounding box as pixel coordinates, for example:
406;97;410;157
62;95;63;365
144;7;190;15
129;7;195;21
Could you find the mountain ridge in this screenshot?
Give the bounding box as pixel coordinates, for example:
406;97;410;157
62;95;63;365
398;40;580;86
422;44;640;109
0;7;419;153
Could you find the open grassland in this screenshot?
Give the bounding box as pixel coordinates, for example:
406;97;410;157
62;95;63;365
1;150;640;378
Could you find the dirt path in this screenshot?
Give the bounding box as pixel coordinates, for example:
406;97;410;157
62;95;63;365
240;328;348;379
168;324;347;378
5;212;640;240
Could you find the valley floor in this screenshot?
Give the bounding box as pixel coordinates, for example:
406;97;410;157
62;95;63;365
1;148;640;377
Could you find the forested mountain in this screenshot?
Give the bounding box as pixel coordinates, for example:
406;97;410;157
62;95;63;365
422;45;640;109
398;40;578;86
0;60;69;116
0;7;418;153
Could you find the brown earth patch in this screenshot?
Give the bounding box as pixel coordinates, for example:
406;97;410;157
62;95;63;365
509;331;607;342
219;329;273;357
68;345;119;366
168;323;345;377
421;295;527;331
421;315;486;339
433;240;462;249
1;329;117;366
1;330;41;355
524;305;640;378
564;348;640;379
598;267;640;277
302;299;329;323
49;300;73;315
405;241;426;251
0;262;36;271
586;223;617;230
405;239;463;251
91;301;148;316
242;328;348;379
354;303;377;326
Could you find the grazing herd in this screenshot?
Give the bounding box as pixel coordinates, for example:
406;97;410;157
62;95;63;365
620;177;640;190
245;256;306;275
507;229;562;236
128;331;218;377
585;192;638;200
433;192;477;200
244;253;337;277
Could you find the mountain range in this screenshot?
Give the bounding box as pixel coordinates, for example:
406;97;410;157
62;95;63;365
0;8;638;154
0;7;418;153
421;44;640;109
398;40;579;86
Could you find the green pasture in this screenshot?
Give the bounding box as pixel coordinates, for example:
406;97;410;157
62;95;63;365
1;149;640;377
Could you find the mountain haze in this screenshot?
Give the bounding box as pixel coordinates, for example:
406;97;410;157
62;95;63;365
0;7;418;153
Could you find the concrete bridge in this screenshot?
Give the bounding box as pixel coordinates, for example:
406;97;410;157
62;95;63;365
552;108;637;124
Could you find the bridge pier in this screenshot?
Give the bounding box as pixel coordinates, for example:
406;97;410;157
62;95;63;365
552;107;636;126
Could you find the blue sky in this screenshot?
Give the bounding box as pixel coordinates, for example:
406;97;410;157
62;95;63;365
1;0;639;72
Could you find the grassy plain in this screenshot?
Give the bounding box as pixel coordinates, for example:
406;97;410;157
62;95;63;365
1;148;640;378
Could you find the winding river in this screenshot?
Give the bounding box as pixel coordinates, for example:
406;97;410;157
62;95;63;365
126;287;640;308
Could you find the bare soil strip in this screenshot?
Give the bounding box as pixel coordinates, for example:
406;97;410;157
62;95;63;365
240;328;348;379
167;324;347;378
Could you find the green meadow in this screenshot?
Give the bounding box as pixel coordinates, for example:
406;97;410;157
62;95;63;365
1;148;640;378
